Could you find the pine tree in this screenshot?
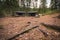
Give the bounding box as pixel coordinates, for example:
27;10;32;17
39;0;47;13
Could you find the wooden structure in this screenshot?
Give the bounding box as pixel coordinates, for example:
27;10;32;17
13;11;38;17
27;11;38;16
13;11;25;17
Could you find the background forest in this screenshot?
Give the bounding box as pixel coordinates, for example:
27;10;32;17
0;0;60;17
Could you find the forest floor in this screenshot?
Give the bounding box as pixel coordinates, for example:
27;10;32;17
0;13;60;40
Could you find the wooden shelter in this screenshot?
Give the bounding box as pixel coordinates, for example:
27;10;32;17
13;11;38;17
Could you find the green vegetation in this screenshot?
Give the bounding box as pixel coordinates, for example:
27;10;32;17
0;0;60;17
0;0;19;17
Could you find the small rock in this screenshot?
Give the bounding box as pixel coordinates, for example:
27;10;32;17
27;22;31;24
55;32;57;34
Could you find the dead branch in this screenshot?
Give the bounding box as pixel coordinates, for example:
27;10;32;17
8;26;39;40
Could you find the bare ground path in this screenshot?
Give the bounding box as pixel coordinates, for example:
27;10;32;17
0;13;60;40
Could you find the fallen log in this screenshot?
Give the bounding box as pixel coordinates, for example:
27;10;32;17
41;23;60;32
8;26;39;40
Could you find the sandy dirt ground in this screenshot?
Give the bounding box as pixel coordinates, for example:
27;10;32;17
0;13;60;40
